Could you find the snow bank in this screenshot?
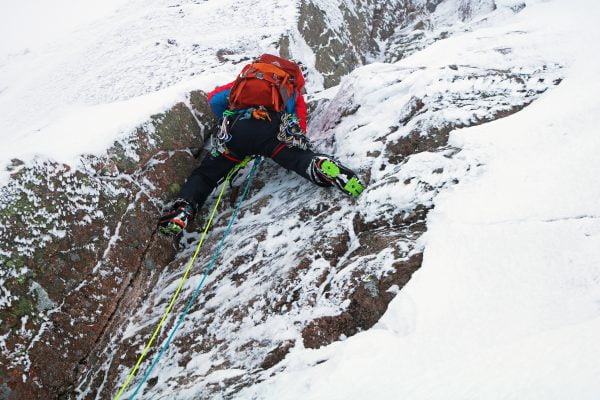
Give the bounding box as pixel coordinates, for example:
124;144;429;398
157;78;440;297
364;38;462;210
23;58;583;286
240;1;600;398
0;0;299;185
0;1;130;54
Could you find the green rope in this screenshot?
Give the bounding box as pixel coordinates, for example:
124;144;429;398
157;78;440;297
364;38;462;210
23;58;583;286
127;156;262;399
113;156;254;400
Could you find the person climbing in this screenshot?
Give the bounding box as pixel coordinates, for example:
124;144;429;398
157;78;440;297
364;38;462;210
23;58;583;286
158;54;364;235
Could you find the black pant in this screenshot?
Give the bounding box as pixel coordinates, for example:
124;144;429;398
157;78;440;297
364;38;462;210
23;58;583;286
179;115;317;210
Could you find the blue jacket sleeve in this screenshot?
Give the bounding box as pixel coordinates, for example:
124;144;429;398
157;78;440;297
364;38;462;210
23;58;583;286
209;88;231;117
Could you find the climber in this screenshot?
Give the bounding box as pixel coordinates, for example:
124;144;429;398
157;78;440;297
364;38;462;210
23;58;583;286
158;54;364;235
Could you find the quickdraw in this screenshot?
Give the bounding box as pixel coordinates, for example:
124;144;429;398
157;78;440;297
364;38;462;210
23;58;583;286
278;112;311;151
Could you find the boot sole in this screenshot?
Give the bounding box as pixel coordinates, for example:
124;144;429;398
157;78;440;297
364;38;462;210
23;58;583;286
344;177;363;198
159;221;184;236
319;160;363;198
320;160;341;178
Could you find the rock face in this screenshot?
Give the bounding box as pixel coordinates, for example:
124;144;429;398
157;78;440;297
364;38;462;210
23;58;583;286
0;1;562;399
297;0;418;87
77;51;561;400
295;0;499;88
383;0;500;63
0;93;214;399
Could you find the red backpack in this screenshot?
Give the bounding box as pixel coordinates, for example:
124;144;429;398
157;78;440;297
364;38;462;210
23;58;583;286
228;54;305;112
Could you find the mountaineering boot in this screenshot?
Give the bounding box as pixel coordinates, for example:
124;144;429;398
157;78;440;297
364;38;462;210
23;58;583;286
158;199;196;236
308;156;364;198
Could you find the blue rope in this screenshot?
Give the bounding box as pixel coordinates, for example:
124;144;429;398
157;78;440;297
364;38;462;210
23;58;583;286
128;157;263;399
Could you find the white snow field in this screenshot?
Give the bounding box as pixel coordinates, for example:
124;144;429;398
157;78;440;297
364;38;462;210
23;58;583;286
0;0;304;185
240;0;600;399
1;0;599;398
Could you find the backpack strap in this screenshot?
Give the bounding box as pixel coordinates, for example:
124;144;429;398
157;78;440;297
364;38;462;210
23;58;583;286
278;73;292;109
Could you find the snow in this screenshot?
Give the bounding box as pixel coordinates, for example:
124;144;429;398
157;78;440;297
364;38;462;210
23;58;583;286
0;1;129;54
3;0;600;397
239;0;600;399
205;368;247;384
90;1;571;396
0;0;299;185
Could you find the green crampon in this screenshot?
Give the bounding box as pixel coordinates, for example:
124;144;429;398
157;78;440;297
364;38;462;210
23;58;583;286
344;177;363;198
320;160;340;178
319;159;363;198
159;223;183;236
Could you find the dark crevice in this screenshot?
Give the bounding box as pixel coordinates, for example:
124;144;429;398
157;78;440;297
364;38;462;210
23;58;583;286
65;224;169;398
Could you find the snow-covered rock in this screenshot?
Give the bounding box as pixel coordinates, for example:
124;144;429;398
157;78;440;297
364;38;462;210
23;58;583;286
1;0;598;399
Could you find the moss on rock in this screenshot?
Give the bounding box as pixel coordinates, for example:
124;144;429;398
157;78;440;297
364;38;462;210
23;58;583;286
152;103;202;149
13;296;35;319
0;89;222;398
189;90;217;142
168;183;181;198
107;141;138;174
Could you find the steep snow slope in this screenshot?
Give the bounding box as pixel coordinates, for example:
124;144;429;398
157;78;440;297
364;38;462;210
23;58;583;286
2;0;595;399
4;1;478;397
77;2;567;400
240;0;600;398
0;1;130;55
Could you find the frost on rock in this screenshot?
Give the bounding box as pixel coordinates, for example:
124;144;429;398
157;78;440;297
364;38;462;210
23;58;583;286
383;0;521;63
0;96;210;398
78;55;562;400
296;0;445;87
0;0;567;398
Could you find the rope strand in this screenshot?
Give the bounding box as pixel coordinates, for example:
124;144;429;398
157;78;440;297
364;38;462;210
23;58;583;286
113;156;261;400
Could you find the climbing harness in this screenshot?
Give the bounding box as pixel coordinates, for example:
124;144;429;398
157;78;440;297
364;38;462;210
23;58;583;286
210;108;268;158
251;106;272;121
114;156;262;400
211;107;284;159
